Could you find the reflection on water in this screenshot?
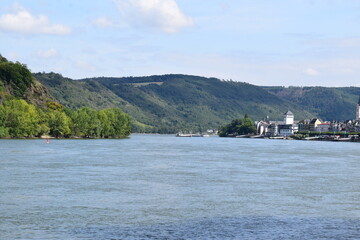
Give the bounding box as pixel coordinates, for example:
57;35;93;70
0;135;360;239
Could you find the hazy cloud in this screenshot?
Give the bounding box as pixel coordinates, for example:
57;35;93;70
0;4;71;35
75;60;96;72
92;17;113;28
36;48;59;58
303;68;320;76
114;0;193;33
336;37;360;47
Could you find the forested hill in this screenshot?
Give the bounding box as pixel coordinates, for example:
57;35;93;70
0;55;54;107
263;86;360;121
35;73;314;133
3;53;359;134
0;56;131;138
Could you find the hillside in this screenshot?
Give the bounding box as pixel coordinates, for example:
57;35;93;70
0;56;131;138
0;55;54;107
263;86;360;121
35;73;314;133
2;54;360;134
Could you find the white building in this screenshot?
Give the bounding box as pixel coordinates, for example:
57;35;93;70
356;97;360;121
256;111;298;137
283;110;294;125
278;111;298;136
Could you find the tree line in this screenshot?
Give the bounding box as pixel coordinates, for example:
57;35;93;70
0;99;131;138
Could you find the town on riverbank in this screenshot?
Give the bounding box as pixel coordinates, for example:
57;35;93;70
220;97;360;142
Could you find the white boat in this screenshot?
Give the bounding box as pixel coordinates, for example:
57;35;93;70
333;137;351;141
176;133;192;137
176;133;210;137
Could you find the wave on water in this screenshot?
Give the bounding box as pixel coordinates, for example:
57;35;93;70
71;216;360;240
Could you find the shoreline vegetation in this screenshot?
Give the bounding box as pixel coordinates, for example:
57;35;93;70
218;115;257;137
0;99;131;139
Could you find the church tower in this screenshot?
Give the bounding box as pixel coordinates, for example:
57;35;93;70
356;96;360;121
284;110;294;125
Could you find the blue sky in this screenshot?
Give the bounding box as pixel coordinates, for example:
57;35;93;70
1;0;360;86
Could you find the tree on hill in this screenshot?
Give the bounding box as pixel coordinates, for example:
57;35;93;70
219;115;256;137
0;61;33;98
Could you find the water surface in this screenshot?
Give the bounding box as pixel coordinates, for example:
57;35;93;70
1;135;359;239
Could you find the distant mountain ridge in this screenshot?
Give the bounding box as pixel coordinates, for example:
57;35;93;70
35;73;315;133
2;54;359;134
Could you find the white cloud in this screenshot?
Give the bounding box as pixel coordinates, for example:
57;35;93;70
0;4;71;35
36;48;58;58
114;0;193;33
92;17;113;28
303;68;320;76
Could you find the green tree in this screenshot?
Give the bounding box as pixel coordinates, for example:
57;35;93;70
3;99;40;137
36;108;50;136
237;115;256;135
98;108;131;138
48;110;71;137
111;108;131;137
0;104;9;137
218;115;256;137
73;107;101;138
0;61;33;97
98;109;114;137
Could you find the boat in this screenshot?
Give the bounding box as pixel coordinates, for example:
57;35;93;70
176;133;192;137
176;133;210;137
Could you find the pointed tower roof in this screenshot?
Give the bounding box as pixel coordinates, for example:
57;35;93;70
284;110;294;116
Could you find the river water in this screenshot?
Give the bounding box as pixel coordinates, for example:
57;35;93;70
1;135;359;239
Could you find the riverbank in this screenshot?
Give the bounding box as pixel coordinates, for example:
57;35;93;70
220;134;360;142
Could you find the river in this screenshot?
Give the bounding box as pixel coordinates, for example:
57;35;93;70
1;135;359;239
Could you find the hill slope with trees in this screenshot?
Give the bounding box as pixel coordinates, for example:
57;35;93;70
263;86;360;121
0;55;54;107
3;54;359;135
36;73;314;133
0;55;131;138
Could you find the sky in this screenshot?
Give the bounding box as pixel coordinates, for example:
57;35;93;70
1;0;360;87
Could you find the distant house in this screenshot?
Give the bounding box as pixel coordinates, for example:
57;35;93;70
309;118;322;131
256;111;298;137
354;120;360;132
316;123;330;133
255;95;360;136
278;124;294;136
266;123;278;137
298;119;310;131
256;120;269;135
